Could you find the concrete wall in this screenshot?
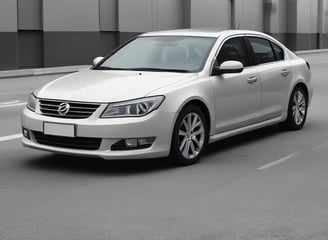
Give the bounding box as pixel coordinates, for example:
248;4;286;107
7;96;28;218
118;0;153;32
100;0;118;31
235;0;263;31
43;0;100;31
1;0;328;70
0;0;18;70
18;0;43;30
189;0;230;29
0;0;17;32
157;0;185;30
118;0;184;32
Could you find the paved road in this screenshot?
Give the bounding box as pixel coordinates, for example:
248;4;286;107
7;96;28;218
0;54;328;240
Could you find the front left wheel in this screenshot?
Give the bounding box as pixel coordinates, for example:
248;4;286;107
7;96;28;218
170;105;209;166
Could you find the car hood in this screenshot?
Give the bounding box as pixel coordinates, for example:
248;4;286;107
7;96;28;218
36;69;197;102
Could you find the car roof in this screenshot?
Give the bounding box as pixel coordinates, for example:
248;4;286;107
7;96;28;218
140;29;267;38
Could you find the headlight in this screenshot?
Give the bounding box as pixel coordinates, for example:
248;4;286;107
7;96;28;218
27;94;37;112
101;96;165;118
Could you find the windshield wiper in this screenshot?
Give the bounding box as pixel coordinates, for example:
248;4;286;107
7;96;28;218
94;66;128;70
127;67;191;73
94;66;191;73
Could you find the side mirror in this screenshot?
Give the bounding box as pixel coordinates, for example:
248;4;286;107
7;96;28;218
92;56;104;66
212;60;244;75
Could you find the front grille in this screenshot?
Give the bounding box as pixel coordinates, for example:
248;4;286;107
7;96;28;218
33;131;102;150
39;99;100;119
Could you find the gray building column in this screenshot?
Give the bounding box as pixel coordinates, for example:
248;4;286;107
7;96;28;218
0;0;18;70
264;0;288;44
285;0;318;50
234;0;264;31
187;0;230;29
317;0;328;49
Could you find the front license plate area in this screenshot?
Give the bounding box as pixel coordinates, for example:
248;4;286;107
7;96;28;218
43;122;75;137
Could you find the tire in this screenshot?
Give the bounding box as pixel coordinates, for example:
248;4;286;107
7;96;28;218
170;105;209;166
280;86;308;130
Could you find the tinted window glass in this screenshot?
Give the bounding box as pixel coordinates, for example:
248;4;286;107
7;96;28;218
272;42;284;61
248;37;275;64
217;37;249;67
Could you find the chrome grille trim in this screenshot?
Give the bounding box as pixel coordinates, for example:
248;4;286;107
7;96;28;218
38;99;101;119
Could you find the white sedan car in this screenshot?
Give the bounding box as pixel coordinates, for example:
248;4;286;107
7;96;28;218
22;29;312;165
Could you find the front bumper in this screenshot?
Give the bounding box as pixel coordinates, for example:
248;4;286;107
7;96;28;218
21;107;175;159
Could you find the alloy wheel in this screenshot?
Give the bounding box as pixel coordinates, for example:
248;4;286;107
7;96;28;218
292;90;306;126
178;113;205;159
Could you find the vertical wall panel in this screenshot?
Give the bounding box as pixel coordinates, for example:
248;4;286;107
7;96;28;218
43;0;99;31
157;0;184;30
266;0;287;33
297;0;318;33
235;0;263;31
287;0;297;33
18;0;42;30
43;32;116;67
100;0;118;31
118;0;153;32
0;0;17;70
0;0;17;31
0;33;18;70
18;32;43;68
189;0;230;28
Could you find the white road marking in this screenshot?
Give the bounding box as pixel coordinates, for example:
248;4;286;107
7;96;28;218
0;134;22;142
0;102;26;108
257;152;299;170
312;142;328;151
1;100;19;104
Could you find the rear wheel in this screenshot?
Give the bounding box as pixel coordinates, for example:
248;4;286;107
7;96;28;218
170;105;209;166
280;86;308;130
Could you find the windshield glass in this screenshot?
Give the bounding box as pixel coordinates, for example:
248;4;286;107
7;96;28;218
95;36;216;72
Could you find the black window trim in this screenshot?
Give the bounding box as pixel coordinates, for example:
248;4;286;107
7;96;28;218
270;41;285;62
212;35;251;70
244;35;286;66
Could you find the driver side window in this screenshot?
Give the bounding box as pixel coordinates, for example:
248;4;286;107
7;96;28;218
217;37;249;67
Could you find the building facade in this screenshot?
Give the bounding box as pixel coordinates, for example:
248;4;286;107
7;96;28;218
0;0;327;70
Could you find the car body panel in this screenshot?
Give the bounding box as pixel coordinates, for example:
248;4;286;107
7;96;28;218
21;29;313;160
37;69;197;103
210;66;261;133
256;60;293;121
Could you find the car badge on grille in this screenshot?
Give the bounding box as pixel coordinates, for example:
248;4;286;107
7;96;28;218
58;102;70;116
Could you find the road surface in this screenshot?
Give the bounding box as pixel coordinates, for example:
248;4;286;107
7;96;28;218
0;53;328;240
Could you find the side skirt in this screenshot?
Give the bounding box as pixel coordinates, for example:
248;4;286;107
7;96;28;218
209;116;284;144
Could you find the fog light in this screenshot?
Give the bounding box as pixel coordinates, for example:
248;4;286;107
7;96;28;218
22;128;30;139
111;137;156;151
137;138;148;146
125;139;138;148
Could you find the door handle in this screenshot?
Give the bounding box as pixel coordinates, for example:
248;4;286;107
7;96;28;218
281;69;290;77
247;76;258;84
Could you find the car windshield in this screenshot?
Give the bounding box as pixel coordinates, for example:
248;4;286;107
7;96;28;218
95;36;216;72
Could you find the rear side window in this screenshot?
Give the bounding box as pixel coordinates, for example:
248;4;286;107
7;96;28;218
272;42;284;61
248;37;275;65
217;37;249;67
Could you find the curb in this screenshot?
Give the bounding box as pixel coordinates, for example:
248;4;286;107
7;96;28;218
295;49;328;55
0;65;90;79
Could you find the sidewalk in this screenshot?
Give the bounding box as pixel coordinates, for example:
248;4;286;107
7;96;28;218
1;48;327;79
0;65;89;79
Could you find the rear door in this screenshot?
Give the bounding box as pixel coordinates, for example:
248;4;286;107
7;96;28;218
246;36;293;121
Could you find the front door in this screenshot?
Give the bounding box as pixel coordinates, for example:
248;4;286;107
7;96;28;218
210;37;261;133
